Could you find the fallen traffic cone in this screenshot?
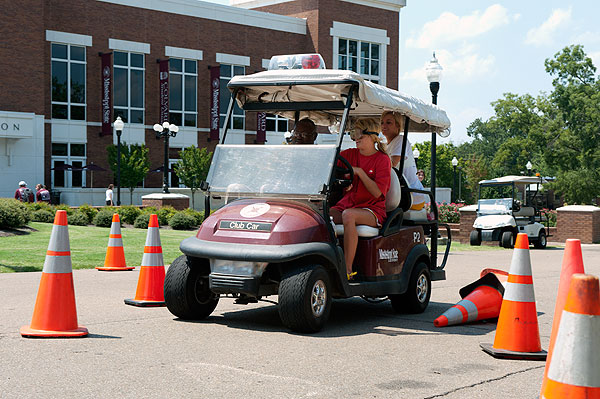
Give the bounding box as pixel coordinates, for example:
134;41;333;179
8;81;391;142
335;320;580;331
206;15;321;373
434;271;505;327
96;213;134;271
124;214;165;307
540;239;585;395
540;274;600;398
480;233;547;360
20;210;88;337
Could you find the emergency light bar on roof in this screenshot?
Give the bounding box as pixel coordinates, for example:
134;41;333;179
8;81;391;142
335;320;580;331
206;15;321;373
268;54;326;70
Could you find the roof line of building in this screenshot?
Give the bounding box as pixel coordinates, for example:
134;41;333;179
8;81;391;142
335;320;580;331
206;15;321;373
97;0;307;34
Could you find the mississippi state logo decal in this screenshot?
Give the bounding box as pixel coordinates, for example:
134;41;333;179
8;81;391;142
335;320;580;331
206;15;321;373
240;203;270;218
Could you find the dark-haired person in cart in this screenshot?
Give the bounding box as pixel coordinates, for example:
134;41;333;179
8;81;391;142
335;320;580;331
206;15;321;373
330;118;391;280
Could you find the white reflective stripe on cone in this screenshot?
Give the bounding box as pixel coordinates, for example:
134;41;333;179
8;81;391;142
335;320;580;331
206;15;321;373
141;252;164;267
547;310;600;388
508;248;532;276
458;299;478;322
145;227;162;247
42;255;72;274
110;221;122;233
47;225;70;252
441;307;464;324
503;282;536;302
108;237;123;247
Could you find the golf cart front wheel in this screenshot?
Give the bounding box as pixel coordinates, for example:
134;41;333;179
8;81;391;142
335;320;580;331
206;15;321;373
534;230;547;249
501;231;514;248
470;230;481;246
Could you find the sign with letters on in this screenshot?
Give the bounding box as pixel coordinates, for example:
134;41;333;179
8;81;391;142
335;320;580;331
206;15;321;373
0;112;34;138
219;220;272;232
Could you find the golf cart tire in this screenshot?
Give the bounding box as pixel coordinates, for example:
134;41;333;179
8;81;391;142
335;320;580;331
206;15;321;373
534;230;547;249
278;265;331;333
389;262;431;314
470;230;481;246
164;255;219;320
501;231;514;249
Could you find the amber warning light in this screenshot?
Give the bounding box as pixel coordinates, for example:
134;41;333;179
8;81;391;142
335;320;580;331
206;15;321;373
268;54;326;70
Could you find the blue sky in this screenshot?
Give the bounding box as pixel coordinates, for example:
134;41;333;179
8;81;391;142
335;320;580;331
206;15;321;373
398;1;600;144
204;0;599;144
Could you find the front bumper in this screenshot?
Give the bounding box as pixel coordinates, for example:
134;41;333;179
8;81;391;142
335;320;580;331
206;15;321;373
209;273;260;296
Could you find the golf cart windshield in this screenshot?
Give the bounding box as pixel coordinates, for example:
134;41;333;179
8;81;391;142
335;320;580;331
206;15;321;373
206;144;337;200
477;198;513;215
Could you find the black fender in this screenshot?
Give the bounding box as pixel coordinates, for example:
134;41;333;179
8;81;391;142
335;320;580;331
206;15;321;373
396;243;430;292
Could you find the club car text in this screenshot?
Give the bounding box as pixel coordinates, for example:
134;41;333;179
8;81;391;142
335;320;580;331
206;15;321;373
219;220;272;232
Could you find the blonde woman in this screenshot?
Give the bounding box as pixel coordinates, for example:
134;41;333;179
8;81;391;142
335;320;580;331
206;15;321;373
381;110;426;210
330;118;391;279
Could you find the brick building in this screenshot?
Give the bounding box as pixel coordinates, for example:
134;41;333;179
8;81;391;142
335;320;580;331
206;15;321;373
0;0;406;204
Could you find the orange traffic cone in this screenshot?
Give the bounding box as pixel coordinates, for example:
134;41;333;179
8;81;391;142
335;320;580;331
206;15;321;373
540;239;585;395
480;233;547;360
96;213;134;271
434;271;505;327
124;214;165;307
20;210;88;337
540;274;600;398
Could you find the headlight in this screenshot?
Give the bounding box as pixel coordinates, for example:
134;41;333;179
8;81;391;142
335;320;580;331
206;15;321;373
210;259;268;276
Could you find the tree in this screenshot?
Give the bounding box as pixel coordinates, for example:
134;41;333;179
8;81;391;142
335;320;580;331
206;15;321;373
174;146;213;209
107;143;150;205
412;141;462;203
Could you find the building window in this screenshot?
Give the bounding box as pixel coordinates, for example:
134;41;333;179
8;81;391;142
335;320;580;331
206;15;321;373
51;43;86;120
338;39;380;83
113;51;145;124
266;114;289;133
169;58;197;127
51;143;86;188
219;64;245;130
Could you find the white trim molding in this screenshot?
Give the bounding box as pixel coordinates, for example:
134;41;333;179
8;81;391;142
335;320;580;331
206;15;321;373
340;0;405;12
330;21;389;45
165;46;203;60
97;0;306;35
216;53;250;66
108;38;151;54
46;30;93;46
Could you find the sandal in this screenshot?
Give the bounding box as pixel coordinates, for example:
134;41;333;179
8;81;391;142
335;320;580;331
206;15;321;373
347;271;357;281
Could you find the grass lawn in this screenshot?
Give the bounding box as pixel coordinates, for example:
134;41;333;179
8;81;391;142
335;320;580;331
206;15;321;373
0;222;195;273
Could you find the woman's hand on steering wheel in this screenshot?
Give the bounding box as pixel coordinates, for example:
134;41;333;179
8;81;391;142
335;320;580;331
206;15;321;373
334;154;354;189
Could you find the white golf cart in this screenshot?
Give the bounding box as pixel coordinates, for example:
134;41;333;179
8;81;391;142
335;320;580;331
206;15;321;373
470;175;550;249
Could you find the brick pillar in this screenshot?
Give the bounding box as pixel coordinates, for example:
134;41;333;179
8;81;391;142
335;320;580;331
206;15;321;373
554;205;600;244
458;205;478;243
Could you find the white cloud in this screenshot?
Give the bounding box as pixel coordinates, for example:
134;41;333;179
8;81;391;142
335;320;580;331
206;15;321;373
405;4;510;49
589;51;600;69
401;47;495;84
525;7;572;46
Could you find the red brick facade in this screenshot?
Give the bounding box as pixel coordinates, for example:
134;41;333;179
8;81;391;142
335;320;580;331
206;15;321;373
0;0;401;192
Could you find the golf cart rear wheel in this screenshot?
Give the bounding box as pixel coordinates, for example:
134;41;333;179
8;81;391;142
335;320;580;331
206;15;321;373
164;255;219;320
389;262;431;314
534;230;547;249
278;265;331;333
501;231;514;248
470;230;481;246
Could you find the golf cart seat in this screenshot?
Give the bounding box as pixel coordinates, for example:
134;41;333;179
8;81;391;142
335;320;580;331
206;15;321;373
334;168;402;237
397;170;428;222
513;206;535;217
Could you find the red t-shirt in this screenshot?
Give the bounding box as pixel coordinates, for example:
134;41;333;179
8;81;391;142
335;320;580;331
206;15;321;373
332;148;391;223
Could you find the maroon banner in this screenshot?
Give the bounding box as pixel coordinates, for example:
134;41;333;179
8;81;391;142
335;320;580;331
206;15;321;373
209;66;220;141
159;59;169;124
256;112;266;144
100;53;112;136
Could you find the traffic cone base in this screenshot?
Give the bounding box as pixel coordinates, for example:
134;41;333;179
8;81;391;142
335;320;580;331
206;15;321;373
97;214;133;271
479;343;547;361
124;298;166;307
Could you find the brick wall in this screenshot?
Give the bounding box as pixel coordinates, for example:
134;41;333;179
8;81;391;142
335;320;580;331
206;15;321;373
554;206;600;244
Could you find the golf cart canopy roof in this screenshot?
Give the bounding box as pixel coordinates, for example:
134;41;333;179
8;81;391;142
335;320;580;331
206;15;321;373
228;69;451;134
479;175;548;185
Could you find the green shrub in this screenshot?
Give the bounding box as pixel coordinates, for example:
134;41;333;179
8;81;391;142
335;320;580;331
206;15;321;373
157;206;177;226
32;209;55;223
93;209;115;227
141;206;158;215
28;202;54;213
134;213;151;229
53;204;75;216
542;208;557;227
181;208;204;226
169;212;197;230
118;205;142;225
0;199;31;228
69;211;89;226
78;204;98;224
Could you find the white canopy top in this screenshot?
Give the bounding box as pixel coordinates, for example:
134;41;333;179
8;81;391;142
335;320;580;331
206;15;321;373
228;69;451;133
479;175;548;185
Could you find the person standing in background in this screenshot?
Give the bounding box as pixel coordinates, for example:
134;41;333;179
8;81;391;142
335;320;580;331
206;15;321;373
105;184;114;206
36;184;51;203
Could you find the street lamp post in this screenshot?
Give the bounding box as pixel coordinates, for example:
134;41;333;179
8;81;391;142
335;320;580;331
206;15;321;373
426;52;443;204
114;116;124;206
451;156;458;203
413;148;420;168
153;122;179;193
526;161;533;176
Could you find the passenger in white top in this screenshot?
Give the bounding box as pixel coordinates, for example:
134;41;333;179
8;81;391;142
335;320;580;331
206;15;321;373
380;111;426;209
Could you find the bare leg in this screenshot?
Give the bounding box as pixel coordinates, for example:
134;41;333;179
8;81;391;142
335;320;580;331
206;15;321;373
340;208;378;275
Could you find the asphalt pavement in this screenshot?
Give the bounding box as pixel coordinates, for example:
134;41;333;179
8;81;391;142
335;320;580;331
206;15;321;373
1;242;599;398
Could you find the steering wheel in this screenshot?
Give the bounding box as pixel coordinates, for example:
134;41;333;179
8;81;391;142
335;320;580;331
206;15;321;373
334;154;354;189
513;200;521;212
